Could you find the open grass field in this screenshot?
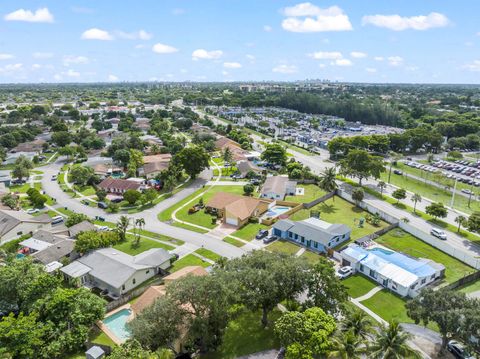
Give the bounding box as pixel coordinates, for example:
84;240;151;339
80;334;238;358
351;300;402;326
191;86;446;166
342;274;379;299
267;240;302;256
113;234;175;255
285;184;326;203
375;228;474;284
171;254;211;272
290;196;388;241
201;309;281;359
232;222;269;240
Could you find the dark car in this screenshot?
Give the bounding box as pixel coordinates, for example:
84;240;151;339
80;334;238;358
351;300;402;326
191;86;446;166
255;229;268;240
263;235;277;244
81;200;90;206
111;198;123;203
393;170;403;175
97;201;108;209
250;179;260;185
447;340;474;359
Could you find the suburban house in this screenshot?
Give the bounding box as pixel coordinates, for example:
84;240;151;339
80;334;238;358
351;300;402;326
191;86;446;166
139;154;172;179
19;229;77;268
0;209;52;244
260;176;297;200
215;136;249;162
340;244;445;297
272;217;351;253
131;266;208;315
92;163;123;178
11;139;46;153
206;192;272;228
134;118;151;132
236;160;263;178
61;247;172;298
68;220;97;238
98;178;142;194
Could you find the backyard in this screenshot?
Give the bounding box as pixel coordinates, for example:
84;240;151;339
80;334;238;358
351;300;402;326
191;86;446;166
289;196;389;242
170;254;211;272
285;184;326;203
112;234;175;255
375;228;474;284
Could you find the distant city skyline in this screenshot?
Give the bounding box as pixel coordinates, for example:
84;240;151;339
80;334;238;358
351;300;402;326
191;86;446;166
0;1;479;84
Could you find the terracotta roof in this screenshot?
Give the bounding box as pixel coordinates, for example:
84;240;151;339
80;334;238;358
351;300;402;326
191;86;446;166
237;160;262;175
215;137;248;161
163;265;208;283
143;154;172;164
98;178;141;191
131;285;166;314
206;192;271;221
143;161;170;175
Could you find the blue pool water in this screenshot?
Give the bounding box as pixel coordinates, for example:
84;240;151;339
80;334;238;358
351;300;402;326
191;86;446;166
103;308;132;341
265;206;291;218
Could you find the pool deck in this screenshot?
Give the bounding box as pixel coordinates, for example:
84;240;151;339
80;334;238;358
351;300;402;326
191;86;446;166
97;303;133;345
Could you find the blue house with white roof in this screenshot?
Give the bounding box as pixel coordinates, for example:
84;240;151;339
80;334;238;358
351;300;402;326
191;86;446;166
272;217;351;253
340;244;445;297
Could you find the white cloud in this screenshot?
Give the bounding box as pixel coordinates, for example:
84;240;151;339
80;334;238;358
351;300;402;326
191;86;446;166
310;51;343;60
464;60;480;72
0;63;23;74
192;49;223;60
362;12;449;31
0;54;14;60
223;62;242;69
117;29;153;40
264;25;272;32
366;67;377;73
388;56;404;66
4;7;54;23
53;74;62;81
350;51;367;58
65;69;80;77
374;56;384;61
180;68;188;73
81;28;113;41
152;43;179;54
33;52;53;59
108;74;119;81
281;3;352;33
63;55;89;66
32;64;42;69
222;70;229;76
272;64;298;74
246;54;255;61
333;58;353;66
318;63;326;68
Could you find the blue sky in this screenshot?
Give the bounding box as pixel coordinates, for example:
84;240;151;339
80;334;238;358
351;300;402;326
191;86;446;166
0;1;479;83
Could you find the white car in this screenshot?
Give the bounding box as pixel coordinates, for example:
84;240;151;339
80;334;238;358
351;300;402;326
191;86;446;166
336;266;353;279
26;208;39;214
430;228;447;240
97;226;110;231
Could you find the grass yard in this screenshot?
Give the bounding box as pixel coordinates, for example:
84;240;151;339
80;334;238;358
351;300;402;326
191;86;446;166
113;234;175;255
73;184;96;196
376;228;474;284
457;278;480;294
267;240;302;256
170;254;211;272
342;274;379;299
9;182;31;193
290;196;388;241
299;250;323;265
232;222;269;241
361;289;411;323
285;184;326;203
195;248;222;262
136;229;184;245
223;236;246;247
171;221;209;234
202;309;281;359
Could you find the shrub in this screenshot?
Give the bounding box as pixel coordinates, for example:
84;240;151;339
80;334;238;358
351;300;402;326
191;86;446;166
249;216;259;224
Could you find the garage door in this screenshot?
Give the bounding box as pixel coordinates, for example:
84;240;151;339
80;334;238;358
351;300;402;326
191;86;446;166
226;217;238;226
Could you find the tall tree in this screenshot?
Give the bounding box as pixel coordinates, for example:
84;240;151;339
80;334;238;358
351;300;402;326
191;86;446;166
261;143;287;167
329;330;366;359
318;167;338;197
377;181;387;197
339;149;385;185
174;146;210;179
11;155;33;181
455;215;467;233
425;202;447;221
369;321;420;359
392;188;406;204
411;193;422;214
352;188;364;207
340;307;374;341
116;215;130;241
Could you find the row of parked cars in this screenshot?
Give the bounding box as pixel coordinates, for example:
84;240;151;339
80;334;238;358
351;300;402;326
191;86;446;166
255;229;277;244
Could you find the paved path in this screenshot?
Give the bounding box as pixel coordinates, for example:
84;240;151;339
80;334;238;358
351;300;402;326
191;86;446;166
354;286;383;301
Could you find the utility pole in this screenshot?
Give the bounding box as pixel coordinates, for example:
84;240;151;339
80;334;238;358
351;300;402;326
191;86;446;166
450;177;458;209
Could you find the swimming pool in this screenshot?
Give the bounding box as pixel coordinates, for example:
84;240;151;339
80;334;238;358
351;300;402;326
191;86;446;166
265;206;291;218
103;308;132;341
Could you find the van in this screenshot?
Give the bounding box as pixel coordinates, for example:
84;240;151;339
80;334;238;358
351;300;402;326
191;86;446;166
51;216;64;225
430;228;447;240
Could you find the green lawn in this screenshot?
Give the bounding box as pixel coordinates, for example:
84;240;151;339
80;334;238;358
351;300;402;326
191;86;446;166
285;184;326;203
202;309;281;359
9;182;31;193
290;196;388;241
136;229;184;245
342;274;379;299
213;166;238;177
361;289;411;323
223;236;246;247
73;184;96;196
195;248;221;262
171;221;209;234
267;240;302;255
376;228;474;284
232;223;269;241
113;234;175;255
299;250;323;265
457;278;480;294
170;254;211;272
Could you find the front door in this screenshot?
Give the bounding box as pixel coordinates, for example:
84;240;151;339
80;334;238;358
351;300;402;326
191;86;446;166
306;240;311;248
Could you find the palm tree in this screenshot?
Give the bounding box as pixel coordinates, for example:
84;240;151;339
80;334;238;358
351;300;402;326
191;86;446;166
329;330;366;359
318;167;338;200
411;193;422;214
377;181;387;197
341;308;374;341
369;321;421;359
455;215;467;233
116;215;130;242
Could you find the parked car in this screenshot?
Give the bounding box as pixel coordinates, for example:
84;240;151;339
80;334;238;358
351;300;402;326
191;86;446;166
263;235;277;244
336;266;353;279
81;200;90;206
51;216;64;225
110;198;123;203
97;226;110;231
430;228;447;240
256;229;269;240
51;175;57;181
10;179;26;185
96;216;106;222
250;179;260;185
393;170;403;175
26;208;39;214
97;201;108;209
461;189;474;195
447;340;475;359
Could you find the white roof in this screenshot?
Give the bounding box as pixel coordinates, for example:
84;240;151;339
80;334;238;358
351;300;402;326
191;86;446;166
61;261;91;278
20;237;52;251
302;217;331;230
45;261;63;273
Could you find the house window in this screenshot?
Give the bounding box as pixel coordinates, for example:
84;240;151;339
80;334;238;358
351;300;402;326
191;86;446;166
392;282;397;290
336;238;339;242
342;234;345;239
314;242;318;248
294;234;298;240
430;274;436;280
410;283;417;289
359;264;364;272
421;278;426;284
369;269;377;279
289;232;293;238
146;270;150;274
132;278;136;285
122;284;125;290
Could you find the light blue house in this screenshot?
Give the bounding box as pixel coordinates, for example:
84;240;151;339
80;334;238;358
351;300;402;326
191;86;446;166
272;217;351;253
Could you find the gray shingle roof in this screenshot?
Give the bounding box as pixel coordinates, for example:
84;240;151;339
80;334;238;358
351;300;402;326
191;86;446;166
68;220;96;238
